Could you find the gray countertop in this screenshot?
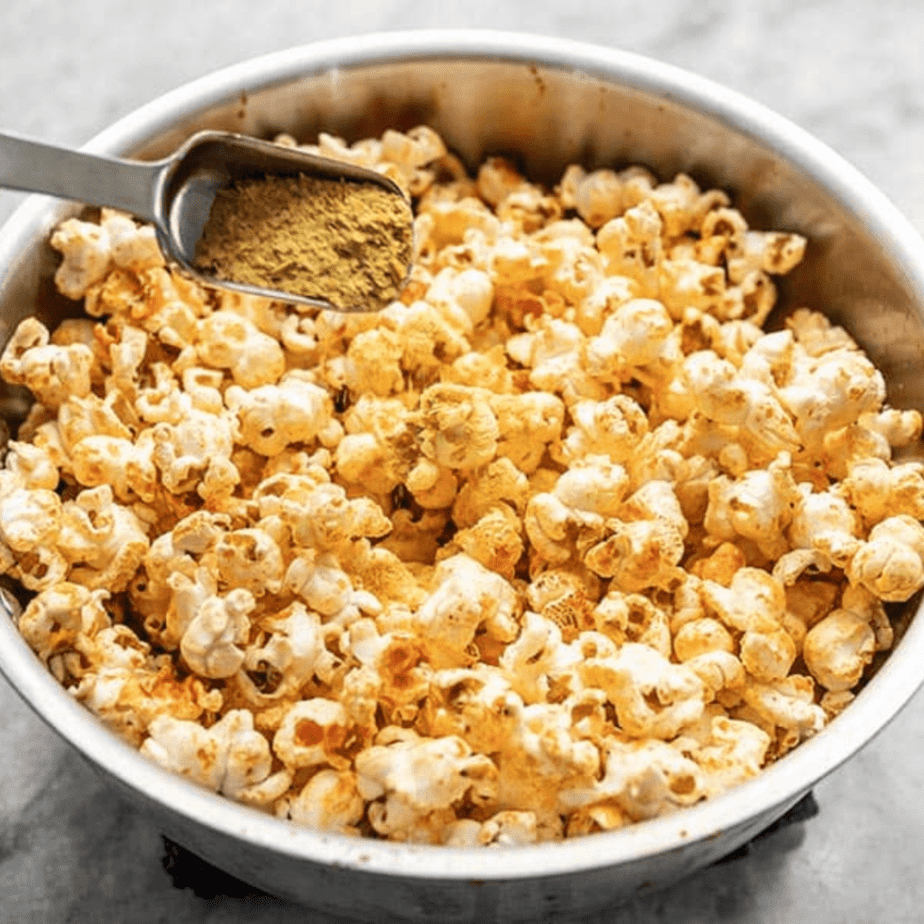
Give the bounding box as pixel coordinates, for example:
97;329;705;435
2;2;924;921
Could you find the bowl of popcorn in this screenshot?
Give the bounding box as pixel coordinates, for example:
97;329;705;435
2;30;924;923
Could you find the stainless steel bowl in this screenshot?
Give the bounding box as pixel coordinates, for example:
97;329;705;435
1;30;924;924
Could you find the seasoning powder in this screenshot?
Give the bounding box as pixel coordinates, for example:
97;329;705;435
193;172;413;310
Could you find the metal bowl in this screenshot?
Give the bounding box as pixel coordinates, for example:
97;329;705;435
1;30;924;924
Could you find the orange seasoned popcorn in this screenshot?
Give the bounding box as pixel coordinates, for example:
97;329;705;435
2;126;923;845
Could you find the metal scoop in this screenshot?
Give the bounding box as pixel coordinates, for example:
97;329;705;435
0;129;413;312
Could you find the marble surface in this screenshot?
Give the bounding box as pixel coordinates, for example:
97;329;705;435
2;1;924;921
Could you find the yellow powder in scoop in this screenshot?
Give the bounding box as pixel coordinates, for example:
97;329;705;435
193;172;413;310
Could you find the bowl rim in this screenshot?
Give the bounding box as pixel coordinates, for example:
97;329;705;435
2;28;924;883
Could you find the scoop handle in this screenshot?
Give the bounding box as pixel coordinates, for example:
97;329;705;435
0;131;163;223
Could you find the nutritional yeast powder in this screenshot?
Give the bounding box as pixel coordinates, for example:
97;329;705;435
193;172;413;310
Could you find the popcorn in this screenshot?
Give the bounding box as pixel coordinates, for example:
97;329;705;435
704;454;799;558
702;567;788;634
449;503;524;579
688;716;770;798
788;483;862;567
499;610;565;704
477;156;534;209
57;486;150;593
3;124;919;847
599;643;705;739
681;352;800;460
445;811;539;847
557;460;631;521
739;625;797;683
17;581;111;666
494;700;601;826
101;210;164;273
567;167;628;228
131;362;185;424
1;440;60;490
141;709;273;798
226;371;340;456
657;258;726;318
179;588;254;679
803;608;876;692
841;583;894;651
150;405;239;500
673;617;735;662
482;234;536;287
562;737;702;824
524;458;630;566
49;217;115;299
0;317;94;410
593;591;672;656
863;407;923;449
347;618;430;719
452;457;529;528
236;602;325;704
334;396;417;494
846;515;924;601
277;769;364;834
272;698;352;771
214;528;285;596
415;383;499;470
842;458;924;527
355;729;499;843
0;482;66;589
528;566;601;642
683;651;746;700
411;553;519;669
69;433;155;503
342;327;404;396
584;484;687;591
74;654;222;747
740;676;826;752
426;267;494;327
507;315;606;405
597;200;662;289
384;299;471;380
727;230;806;281
285;551;353;617
557;394;649;464
489;391;565;474
142;564;214;651
779;340;887;449
538;221;605;308
423;665;522;753
196;310;286;388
